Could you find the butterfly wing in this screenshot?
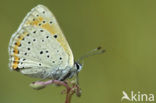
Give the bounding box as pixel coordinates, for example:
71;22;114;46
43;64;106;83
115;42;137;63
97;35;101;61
8;5;74;78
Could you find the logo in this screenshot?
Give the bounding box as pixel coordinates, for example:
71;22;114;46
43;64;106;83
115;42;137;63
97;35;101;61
121;91;154;102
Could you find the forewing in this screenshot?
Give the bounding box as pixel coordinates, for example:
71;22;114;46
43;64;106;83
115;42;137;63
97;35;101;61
8;5;74;71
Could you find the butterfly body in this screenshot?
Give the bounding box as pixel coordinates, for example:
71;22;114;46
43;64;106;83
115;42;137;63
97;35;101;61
8;5;81;80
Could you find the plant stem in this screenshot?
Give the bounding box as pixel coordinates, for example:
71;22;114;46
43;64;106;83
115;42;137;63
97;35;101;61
30;79;81;103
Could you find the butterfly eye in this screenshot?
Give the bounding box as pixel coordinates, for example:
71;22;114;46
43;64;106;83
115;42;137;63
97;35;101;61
76;63;80;70
75;62;82;72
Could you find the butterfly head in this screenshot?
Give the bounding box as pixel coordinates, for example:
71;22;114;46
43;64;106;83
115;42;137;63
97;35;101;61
74;62;83;72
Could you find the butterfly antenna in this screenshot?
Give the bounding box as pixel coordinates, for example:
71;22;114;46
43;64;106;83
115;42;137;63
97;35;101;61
77;46;106;64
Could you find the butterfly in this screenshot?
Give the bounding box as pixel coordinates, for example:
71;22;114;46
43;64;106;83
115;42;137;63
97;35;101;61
8;4;104;81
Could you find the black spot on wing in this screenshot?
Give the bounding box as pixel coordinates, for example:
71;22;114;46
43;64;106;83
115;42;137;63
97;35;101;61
54;35;57;38
24;52;27;55
33;31;36;34
40;30;44;32
46;36;49;38
50;21;52;24
40;51;43;54
27;34;29;36
19;44;21;47
43;21;46;23
33;39;36;41
28;41;31;44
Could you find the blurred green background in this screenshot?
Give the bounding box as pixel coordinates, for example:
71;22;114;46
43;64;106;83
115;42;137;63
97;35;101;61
1;0;156;103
